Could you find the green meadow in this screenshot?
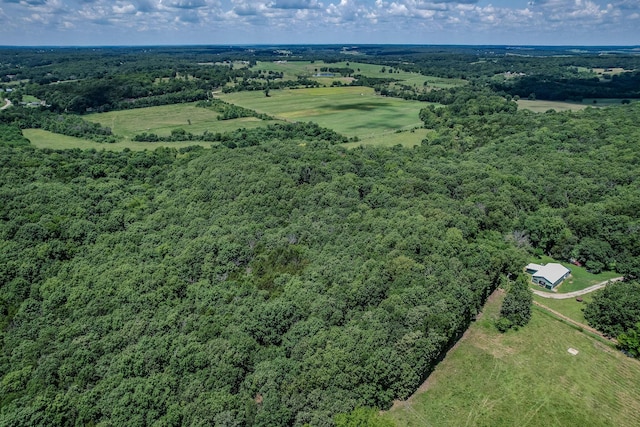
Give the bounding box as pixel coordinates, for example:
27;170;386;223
533;294;594;325
23;129;214;151
85;103;278;139
219;86;429;139
384;291;640;427
518;99;637;113
26;87;434;150
253;60;466;89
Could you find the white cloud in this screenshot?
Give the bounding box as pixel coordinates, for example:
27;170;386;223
0;0;638;44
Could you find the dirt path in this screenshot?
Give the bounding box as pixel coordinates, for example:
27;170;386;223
0;99;12;110
532;300;616;343
532;277;624;299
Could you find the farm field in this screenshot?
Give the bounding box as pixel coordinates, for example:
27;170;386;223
24;90;433;150
253;60;467;89
517;99;588;112
518;98;637;113
85;103;278;139
343;128;433;148
384;291;640;427
23;129;214;151
219;86;429;139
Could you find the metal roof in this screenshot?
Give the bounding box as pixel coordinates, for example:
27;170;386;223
532;263;570;284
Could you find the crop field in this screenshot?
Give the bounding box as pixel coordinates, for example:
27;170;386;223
384;291;640;427
85;103;277;139
219;86;429;138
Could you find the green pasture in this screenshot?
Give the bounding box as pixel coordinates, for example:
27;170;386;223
517;99;587;112
384;291;640;427
528;255;620;293
533;293;594;325
253;60;466;89
22;95;40;103
24;129;214;151
518;99;636;113
85;103;278;139
219;86;429;139
343;128;433;149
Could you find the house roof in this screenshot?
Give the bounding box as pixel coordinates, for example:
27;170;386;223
526;263;543;272
532;263;570;284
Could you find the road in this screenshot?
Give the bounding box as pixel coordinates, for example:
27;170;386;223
0;99;12;110
532;277;624;299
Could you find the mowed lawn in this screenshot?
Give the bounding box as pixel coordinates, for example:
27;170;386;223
533;294;594;325
383;291;640;427
219;87;429;139
85;103;278;139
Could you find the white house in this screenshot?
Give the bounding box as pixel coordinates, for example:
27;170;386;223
526;263;571;290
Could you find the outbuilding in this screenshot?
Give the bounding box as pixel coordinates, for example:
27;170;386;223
527;263;571;289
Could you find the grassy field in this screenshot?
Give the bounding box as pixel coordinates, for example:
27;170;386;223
24;129;215;151
517;99;588;112
85;103;278;139
25;90;431;151
219;86;429;139
384;291;640;427
533;293;594;325
253;60;466;89
518;99;637;113
343;128;433;149
528;256;620;293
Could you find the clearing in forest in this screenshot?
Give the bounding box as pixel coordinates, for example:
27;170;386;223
383;291;640;427
85;103;278;139
251;60;466;89
219;86;429;142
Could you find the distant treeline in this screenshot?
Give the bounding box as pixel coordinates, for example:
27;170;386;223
490;71;640;101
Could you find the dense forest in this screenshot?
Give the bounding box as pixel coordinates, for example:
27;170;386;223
2;46;640;425
2;102;640;424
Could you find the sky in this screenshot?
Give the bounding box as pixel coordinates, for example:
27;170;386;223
1;0;639;46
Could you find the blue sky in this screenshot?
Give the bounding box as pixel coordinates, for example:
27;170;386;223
1;0;639;46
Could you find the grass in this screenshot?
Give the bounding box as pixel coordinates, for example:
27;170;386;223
528;255;620;294
253;60;466;89
517;99;588;113
343;128;433;149
85;103;278;139
383;291;640;427
533;293;594;325
24;129;214;151
518;99;637;113
219;86;430;139
26;91;431;150
22;95;40;103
